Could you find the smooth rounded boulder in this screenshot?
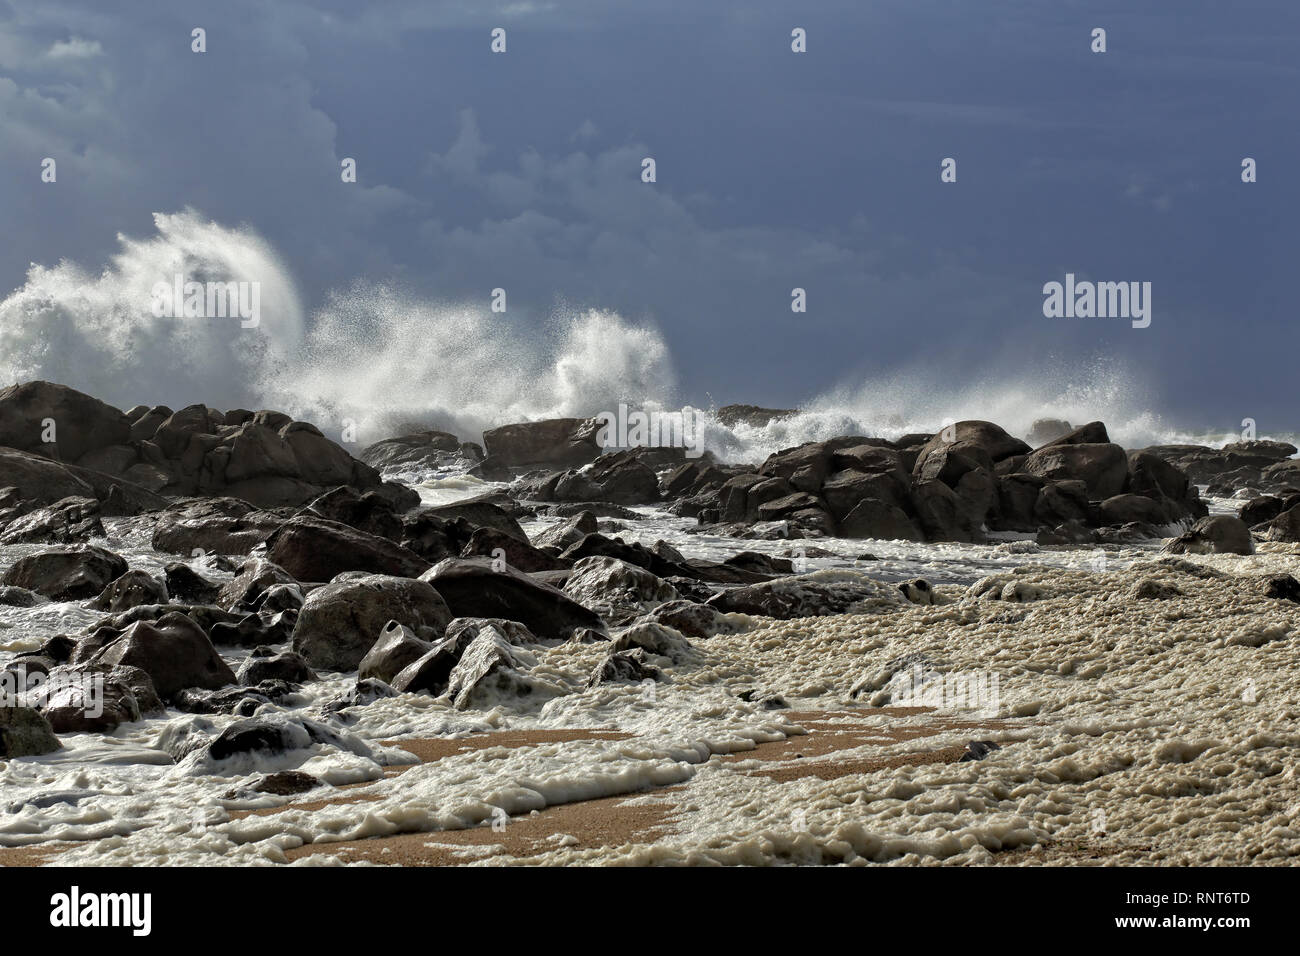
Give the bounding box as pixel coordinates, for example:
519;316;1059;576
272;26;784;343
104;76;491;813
291;575;452;672
88;612;237;699
266;516;432;582
420;557;606;641
1;545;129;601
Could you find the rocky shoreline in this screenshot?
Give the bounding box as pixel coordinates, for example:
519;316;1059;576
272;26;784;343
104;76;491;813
2;381;1299;865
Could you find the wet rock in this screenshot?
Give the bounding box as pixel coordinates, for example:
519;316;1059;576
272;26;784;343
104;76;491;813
460;526;570;572
1163;515;1255;556
897;579;936;605
588;648;662;686
636;599;729;639
0;545;129;600
164;563;223;604
420;557;605;641
89;612;236;699
201;714;371;763
715;405;796;429
420;495;530;541
706;572;904;620
959;740;1001;762
301;486;405;540
610;622;693;663
0;448;97;508
562;556;681;624
1132;579;1183;601
250;770;322;796
360;431;461;471
481;418;602;470
0;496;103;544
236;648;315;686
1263;575;1300;602
218;558;298;612
292;574;451;671
0;585;44;608
172;680;297;715
266;515;431;582
1023;442;1128;500
1260;504;1300;543
445;627;533;709
358;622;434;684
531;510;599;550
0;705;62;757
151;512;283;556
39;663;164;733
89;569;168;612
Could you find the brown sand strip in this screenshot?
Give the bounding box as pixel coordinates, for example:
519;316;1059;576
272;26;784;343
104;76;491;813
0;843;75;867
284;788;683;866
724;708;1010;782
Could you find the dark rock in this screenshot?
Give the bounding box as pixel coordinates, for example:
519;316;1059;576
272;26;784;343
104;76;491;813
39;663;164;733
360;431;461;471
0;585;44;608
292;575;452;672
637;599;729;639
460;526;570;572
706;573;902;620
0;496;103;544
1163;515;1255;555
959;740;1001;762
1;545;128;600
1034;421;1109;448
839;499;923;541
481;418;602;469
0;381;131;463
219;558;299;612
164;563;223;604
911;480;982;543
89;570;168;612
714;405;796;429
237;648;315;686
89;612;237;699
246;770;322;796
562;556;680;624
0;706;61;757
588;648;662;686
420;557;606;641
266;515;431;581
1023;443;1128;500
531;511;599;550
1260;504;1300;543
358;622;434;684
1263;575;1300;602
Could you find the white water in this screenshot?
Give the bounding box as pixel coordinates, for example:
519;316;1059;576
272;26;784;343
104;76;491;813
3;211;1291;460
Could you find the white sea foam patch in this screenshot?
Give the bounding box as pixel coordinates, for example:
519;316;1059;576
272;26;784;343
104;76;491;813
0;209;304;413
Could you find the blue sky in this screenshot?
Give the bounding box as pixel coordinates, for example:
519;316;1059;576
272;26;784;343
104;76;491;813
2;0;1297;431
